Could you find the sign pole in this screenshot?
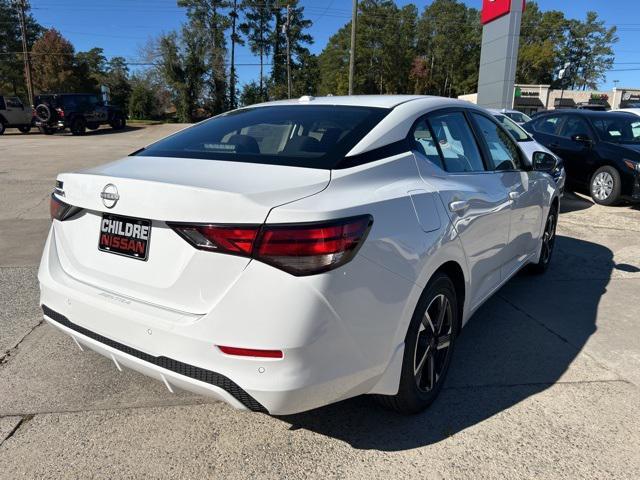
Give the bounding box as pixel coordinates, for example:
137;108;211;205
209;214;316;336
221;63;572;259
477;0;524;109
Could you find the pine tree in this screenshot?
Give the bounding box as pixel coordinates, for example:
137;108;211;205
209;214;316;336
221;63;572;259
270;0;312;99
0;0;42;97
178;0;231;114
240;0;273;101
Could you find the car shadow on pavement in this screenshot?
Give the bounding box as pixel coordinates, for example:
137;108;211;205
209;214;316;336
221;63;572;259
279;235;613;451
560;191;593;213
58;125;145;136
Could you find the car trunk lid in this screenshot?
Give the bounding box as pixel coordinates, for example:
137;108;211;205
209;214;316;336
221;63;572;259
52;156;330;314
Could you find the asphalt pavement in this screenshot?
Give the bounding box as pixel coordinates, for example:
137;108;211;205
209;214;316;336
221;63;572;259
0;124;639;479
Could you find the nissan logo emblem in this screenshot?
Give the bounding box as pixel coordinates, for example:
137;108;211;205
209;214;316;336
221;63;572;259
100;184;119;209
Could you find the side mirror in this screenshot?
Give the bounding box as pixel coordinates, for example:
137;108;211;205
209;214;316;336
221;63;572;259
533;151;558;172
571;133;592;145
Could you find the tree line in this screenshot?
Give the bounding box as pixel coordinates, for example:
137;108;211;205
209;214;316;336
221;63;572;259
0;0;617;122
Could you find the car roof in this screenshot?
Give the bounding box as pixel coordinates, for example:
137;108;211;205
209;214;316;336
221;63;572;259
532;109;636;118
35;93;97;97
614;108;640;116
248;95;467;109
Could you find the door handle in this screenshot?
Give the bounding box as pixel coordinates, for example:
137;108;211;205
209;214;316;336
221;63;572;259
549;143;559;148
509;191;521;201
449;200;469;213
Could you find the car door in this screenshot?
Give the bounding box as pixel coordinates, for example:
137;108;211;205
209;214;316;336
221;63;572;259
88;94;109;123
469;111;544;279
529;113;565;152
4;97;27;125
553;114;598;185
412;110;512;309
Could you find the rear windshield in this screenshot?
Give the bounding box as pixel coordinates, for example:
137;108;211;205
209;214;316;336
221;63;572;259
137;105;390;169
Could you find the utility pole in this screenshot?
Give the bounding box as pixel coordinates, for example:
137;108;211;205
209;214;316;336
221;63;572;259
285;3;292;99
16;0;34;106
348;0;357;95
229;0;238;109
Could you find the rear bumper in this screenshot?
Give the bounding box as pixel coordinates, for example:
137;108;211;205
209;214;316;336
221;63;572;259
42;305;266;411
39;226;415;414
35;120;66;129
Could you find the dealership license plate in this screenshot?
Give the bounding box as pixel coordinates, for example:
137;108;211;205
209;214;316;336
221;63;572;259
98;213;151;261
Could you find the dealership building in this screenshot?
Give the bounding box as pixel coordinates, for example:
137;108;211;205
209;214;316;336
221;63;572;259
459;85;640;115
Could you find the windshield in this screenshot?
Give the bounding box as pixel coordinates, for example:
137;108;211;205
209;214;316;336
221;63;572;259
494;114;530;142
504;111;531;123
138;105;390;169
591;115;640;143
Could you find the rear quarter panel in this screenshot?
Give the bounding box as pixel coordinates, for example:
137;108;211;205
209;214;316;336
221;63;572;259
266;153;468;379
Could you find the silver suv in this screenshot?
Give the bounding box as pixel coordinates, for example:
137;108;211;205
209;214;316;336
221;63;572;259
0;95;33;135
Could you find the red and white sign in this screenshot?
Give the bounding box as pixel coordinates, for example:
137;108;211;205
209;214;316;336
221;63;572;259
481;0;526;25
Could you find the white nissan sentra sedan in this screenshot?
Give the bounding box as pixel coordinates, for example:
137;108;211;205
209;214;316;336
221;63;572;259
40;95;560;415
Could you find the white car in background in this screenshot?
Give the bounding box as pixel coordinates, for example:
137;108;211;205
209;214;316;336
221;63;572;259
614;108;640;136
40;96;560;415
490;110;566;196
495;108;532;125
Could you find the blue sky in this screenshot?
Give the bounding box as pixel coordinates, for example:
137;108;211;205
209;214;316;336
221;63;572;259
30;0;640;91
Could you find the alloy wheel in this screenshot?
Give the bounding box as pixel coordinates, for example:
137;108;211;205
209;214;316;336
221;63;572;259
540;213;556;265
413;293;453;392
592;172;614;201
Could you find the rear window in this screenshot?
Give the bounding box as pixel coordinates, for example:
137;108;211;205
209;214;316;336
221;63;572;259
137;105;390;169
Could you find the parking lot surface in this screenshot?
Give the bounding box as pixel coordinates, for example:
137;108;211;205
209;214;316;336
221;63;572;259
1;125;639;479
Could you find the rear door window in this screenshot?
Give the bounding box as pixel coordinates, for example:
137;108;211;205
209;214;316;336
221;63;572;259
138;105;390;169
471;113;524;171
427;112;485;173
559;115;591;139
411;118;444;169
532;115;563;135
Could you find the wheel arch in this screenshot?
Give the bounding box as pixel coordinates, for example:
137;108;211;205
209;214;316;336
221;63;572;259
431;260;466;330
368;258;467;396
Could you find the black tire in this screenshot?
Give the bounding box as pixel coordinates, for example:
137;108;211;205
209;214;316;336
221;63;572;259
590;166;622;206
70;117;86;136
35;104;52;123
39;126;56;135
110;114;126;130
0;121;5;135
529;206;558;275
376;272;459;414
86;123;100;131
18;125;31;134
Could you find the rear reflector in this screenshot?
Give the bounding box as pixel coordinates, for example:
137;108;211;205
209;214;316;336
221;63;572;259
169;215;373;276
218;345;284;359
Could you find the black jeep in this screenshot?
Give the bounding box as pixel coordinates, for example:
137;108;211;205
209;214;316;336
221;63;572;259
34;93;126;135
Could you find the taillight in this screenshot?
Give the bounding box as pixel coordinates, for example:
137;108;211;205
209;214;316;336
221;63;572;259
55;108;64;118
170;225;259;256
256;216;372;275
169;215;372;276
50;194;81;221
